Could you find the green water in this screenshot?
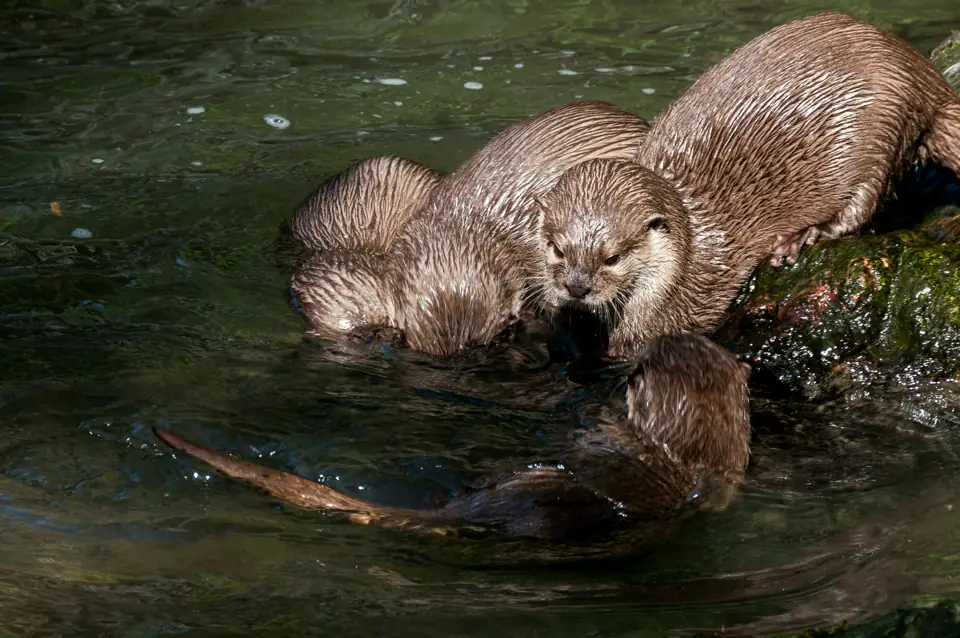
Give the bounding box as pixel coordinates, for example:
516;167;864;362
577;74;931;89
3;0;960;635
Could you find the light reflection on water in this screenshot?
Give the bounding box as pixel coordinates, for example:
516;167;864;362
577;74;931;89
3;0;960;634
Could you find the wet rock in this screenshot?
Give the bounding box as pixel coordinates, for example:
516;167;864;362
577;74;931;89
931;30;960;91
713;48;960;398
792;600;960;638
715;230;960;397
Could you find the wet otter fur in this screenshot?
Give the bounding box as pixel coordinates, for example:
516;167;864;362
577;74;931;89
292;100;650;356
153;334;751;540
289;156;441;338
537;12;960;357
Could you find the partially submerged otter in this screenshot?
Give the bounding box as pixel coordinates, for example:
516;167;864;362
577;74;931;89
154;334;751;540
537;12;960;356
292;100;650;356
289;156;440;338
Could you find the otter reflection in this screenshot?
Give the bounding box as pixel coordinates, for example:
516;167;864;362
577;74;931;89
155;334;751;541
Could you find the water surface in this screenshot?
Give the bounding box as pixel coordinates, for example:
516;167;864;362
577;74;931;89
3;0;960;634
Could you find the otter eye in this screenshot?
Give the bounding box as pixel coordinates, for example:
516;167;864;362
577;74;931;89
549;242;564;259
604;254;621;266
645;216;668;233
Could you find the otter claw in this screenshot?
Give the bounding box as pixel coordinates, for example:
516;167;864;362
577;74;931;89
770;227;822;267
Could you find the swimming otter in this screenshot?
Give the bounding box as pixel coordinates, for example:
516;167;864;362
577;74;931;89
288;156;441;338
153;334;751;540
537;12;960;356
293;100;650;355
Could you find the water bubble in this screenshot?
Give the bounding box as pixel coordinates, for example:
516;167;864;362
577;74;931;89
514;62;524;68
357;130;370;136
560;49;576;56
473;66;483;71
393;101;403;106
642;87;656;94
478;55;492;61
71;228;93;239
264;114;290;129
558;69;578;76
91;158;104;164
429;136;443;142
463;81;483;90
186;106;205;115
190;161;202;167
376;78;407;86
595;67;616;73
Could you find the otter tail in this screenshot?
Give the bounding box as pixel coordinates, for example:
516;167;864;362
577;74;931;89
926;100;960;176
154;427;446;532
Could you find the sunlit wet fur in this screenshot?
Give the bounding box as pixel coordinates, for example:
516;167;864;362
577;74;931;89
153;333;752;540
540;12;960;357
384;100;650;356
290;155;440;254
290;102;649;355
291;251;398;337
539;159;730;354
289;156;440;338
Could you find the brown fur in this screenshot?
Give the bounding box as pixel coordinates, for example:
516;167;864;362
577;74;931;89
538;12;960;357
290;155;440;254
153;334;751;540
292;101;650;356
290;156;440;338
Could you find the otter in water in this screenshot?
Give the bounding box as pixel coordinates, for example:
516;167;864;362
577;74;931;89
288;156;441;338
153;334;751;540
293;100;650;355
291;155;441;255
537;12;960;356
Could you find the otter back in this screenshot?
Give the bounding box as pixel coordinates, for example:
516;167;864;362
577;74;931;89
290;156;440;254
637;11;960;275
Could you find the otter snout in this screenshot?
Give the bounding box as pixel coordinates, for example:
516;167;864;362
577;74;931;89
562;268;595;301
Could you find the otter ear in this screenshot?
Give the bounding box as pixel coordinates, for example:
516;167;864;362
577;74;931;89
644;215;668;233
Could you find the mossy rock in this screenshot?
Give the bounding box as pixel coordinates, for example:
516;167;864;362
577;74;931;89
931;30;960;92
786;600;960;638
715;225;960;397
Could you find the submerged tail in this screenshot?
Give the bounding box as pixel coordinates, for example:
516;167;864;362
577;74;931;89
153;427;437;530
926;100;960;176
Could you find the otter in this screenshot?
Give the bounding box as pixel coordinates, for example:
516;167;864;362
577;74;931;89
288;156;441;338
292;100;650;356
153;333;752;540
537;12;960;356
290;155;441;255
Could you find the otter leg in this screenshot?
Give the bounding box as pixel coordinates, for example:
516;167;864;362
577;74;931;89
770;179;885;267
924;100;960;176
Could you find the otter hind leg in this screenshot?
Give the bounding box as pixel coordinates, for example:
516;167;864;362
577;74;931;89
924;100;960;177
770;178;886;267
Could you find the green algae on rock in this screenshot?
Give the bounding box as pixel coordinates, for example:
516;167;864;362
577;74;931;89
715;231;960;397
932;29;960;91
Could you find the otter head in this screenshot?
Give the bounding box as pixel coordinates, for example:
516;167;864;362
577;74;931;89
626;333;752;476
394;223;526;357
537;159;691;325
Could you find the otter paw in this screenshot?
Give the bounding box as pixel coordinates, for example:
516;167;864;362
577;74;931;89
770;227;822;267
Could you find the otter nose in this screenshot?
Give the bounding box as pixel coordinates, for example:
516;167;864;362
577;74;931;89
565;283;592;299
